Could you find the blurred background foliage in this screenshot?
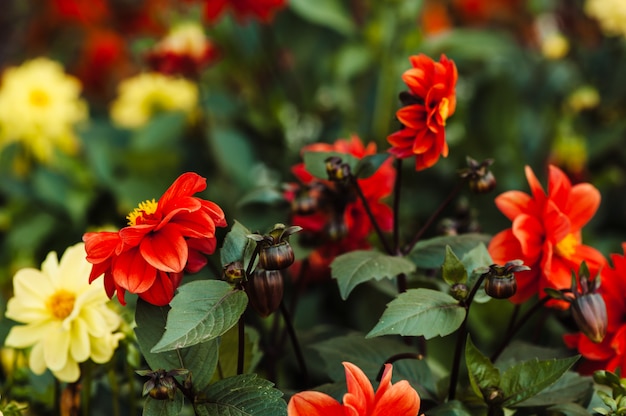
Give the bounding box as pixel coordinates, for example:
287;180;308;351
0;0;626;411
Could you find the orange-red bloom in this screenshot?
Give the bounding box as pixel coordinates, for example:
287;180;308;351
83;172;226;306
488;165;605;307
199;0;287;23
387;54;457;171
564;243;626;373
287;135;395;282
288;361;421;416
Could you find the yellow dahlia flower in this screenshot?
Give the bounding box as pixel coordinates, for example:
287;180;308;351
4;243;123;383
155;22;212;59
0;58;88;163
585;0;626;38
110;72;199;128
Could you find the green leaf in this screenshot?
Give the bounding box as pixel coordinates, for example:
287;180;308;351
302;150;359;180
514;372;593;407
197;374;286;416
312;334;435;397
462;244;493;304
210;325;262;382
208;127;255;188
465;336;500;399
545;403;593;416
408;234;492;269
131;111;186;151
142;393;184;416
220;220;255;267
331;250;416;300
353;153;391;179
427;400;474;416
289;0;355;36
134;300;219;392
442;245;468;286
500;355;580;406
366;288;465;339
151;280;248;353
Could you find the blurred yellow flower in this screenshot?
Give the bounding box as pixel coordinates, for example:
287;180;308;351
4;243;123;383
156;22;212;59
0;58;88;163
110;72;199;128
585;0;626;38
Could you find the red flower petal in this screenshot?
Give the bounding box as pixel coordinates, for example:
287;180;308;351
567;183;601;230
139;224;188;273
343;361;375;414
287;391;344;416
494;190;534;221
83;231;120;264
137;271;180;306
511;214;543;260
372;364;421;416
158;172;207;213
113;248;157;293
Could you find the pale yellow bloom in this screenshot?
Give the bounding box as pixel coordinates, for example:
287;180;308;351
0;58;87;163
4;243;123;383
541;34;569;60
585;0;626;38
110;72;198;128
154;22;211;59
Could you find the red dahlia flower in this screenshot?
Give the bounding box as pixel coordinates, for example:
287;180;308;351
488;165;605;307
387;54;457;171
288;361;421;416
287;135;395;282
83;172;226;306
564;243;626;373
200;0;286;23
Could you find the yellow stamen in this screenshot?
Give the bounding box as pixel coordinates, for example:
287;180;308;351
126;198;158;226
555;233;578;259
29;89;50;108
47;290;76;320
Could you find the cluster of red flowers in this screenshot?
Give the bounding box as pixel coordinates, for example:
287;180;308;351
287;135;395;282
197;0;287;23
564;243;626;373
488;165;606;307
83;172;226;306
25;0;286;101
387;54;458;171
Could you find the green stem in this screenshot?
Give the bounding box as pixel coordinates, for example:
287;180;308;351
392;157;402;253
375;352;423;380
237;317;245;375
402;179;466;256
350;175;393;255
108;364;120;416
82;363;92;416
280;301;308;385
448;272;487;401
490;296;551;362
124;343;137;415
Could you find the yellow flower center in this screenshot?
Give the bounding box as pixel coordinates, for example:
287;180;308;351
29;89;50;108
47;290;76;320
126;198;158;226
555;233;578;259
438;97;450;125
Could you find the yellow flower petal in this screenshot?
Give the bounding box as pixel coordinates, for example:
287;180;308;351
69;318;90;363
28;342;46;375
44;323;70;372
52;356;80;383
5;321;51;349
